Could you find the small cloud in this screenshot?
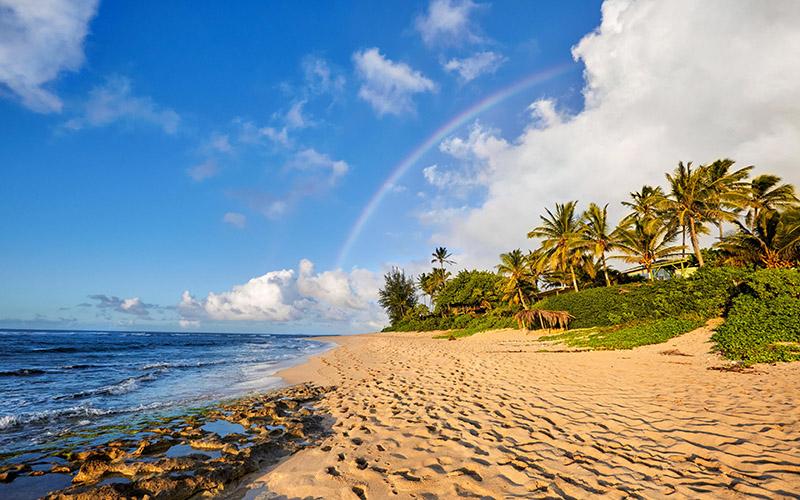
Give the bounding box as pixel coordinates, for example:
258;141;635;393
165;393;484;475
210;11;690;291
352;48;436;116
179;319;200;329
209;133;232;153
415;0;484;47
287;148;349;182
223;211;246;228
64;76;180;133
443;51;506;82
302;55;346;95
88;294;156;317
187;159;219;182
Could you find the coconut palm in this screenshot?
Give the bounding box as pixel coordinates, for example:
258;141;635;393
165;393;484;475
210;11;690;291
703;158;753;240
663;161;716;267
717;207;800;268
528;201;587;292
744;174;799;231
581;202;618;287
431;247;455;269
621;185;667;225
378;268;418;325
496;249;536;309
613;217;683;280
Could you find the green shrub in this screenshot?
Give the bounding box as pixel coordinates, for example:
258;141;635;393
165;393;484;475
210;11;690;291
533;266;747;328
712;268;800;364
435;270;503;313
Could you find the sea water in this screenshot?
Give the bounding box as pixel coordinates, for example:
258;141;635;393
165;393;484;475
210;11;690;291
0;329;329;466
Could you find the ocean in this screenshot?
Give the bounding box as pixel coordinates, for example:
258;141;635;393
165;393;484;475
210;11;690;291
0;329;330;468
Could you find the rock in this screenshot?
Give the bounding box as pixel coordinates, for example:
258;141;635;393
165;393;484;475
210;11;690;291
132;438;173;456
73;459;113;483
51;465;71;474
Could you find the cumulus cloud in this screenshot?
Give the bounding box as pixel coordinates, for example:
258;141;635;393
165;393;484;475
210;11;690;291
88;294;155;317
0;0;98;113
443;51;506;82
415;0;483;47
353;48;436;116
64;76;180;133
222;211;246;228
425;0;800;269
179;260;385;330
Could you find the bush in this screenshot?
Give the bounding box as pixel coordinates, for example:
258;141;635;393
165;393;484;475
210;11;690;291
435;270;503;314
533;266;747;328
712;269;800;364
386;309;516;334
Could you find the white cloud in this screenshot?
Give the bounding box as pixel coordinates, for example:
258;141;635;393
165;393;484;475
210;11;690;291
64;76;180;133
426;0;800;269
0;0;98;113
222;211;246;228
202;269;297;321
415;0;483;47
208;133;232;153
423;163;483;191
302;55;346;95
285;100;309;129
186;159;218;182
353;48;436;116
179;319;199;329
287;148;349;181
179;260;385;330
443;51;506;82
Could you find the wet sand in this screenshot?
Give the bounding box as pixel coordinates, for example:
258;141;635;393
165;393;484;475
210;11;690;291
235;325;800;499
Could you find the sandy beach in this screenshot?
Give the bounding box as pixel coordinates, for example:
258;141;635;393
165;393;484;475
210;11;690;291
234;325;800;499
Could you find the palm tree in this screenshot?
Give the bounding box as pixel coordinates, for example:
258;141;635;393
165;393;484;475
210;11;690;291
528;201;586;292
663;161;713;267
621;185;666;225
703;158;752;240
496;249;536;309
613;217;683;280
378;268;418;325
417;272;433;307
431;247;455;269
717;207;800;268
581;202;617;287
744;174;799;231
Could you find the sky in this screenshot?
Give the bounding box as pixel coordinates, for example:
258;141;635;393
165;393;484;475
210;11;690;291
1;0;799;334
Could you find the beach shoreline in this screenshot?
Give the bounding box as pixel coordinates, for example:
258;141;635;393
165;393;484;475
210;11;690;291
234;326;800;499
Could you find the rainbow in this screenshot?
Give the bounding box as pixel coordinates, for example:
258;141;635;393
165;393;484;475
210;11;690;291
336;62;576;268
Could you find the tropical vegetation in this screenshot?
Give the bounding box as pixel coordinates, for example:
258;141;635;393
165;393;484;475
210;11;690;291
377;158;800;364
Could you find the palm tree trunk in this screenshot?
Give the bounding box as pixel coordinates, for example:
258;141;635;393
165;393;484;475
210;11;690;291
718;222;723;241
517;288;528;310
688;217;705;267
569;265;579;292
647;266;654;281
601;253;610;287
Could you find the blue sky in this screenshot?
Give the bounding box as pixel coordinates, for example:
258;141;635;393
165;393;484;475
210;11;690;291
1;1;798;333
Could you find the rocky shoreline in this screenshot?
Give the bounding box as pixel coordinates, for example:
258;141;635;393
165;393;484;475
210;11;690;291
0;383;333;499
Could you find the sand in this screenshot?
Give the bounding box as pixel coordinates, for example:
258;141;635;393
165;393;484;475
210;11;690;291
232;324;800;499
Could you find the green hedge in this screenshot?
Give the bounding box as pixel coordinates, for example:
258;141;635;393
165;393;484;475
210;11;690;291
387;310;516;333
533;267;747;328
712;269;800;364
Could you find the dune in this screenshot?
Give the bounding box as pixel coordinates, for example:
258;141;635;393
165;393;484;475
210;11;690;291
231;324;800;499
